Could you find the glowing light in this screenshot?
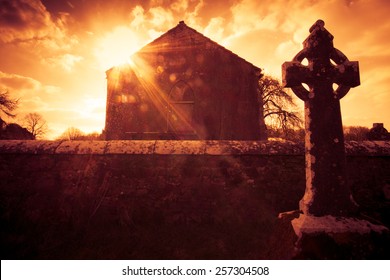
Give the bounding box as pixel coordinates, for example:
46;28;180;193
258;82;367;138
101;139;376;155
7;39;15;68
140;103;149;112
95;26;143;70
156;65;164;74
169;73;177;82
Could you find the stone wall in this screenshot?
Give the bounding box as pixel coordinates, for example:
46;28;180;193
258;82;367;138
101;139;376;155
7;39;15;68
0;140;389;259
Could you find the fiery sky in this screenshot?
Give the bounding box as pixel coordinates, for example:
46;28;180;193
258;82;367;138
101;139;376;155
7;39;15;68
1;0;389;139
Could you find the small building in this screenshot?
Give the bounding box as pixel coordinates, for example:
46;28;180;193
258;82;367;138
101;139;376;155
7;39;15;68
367;123;390;140
104;21;266;140
0;123;34;140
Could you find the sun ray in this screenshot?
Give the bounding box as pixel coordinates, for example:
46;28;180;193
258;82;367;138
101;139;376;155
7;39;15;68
108;48;198;137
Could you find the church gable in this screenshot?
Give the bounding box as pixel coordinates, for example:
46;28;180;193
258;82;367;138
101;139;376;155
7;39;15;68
137;21;259;71
104;21;266;140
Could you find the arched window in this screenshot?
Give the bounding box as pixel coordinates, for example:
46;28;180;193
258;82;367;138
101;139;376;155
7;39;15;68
167;81;195;133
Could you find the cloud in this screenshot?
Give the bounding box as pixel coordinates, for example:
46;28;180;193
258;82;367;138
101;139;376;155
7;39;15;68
0;0;69;45
130;5;146;29
204;17;225;42
184;0;204;27
125;1;206;53
45;53;83;72
0;0;51;42
171;0;189;13
149;6;175;29
222;27;291;77
275;40;301;61
0;71;61;111
129;0;206;38
0;0;80;73
0;71;38;91
229;0;285;34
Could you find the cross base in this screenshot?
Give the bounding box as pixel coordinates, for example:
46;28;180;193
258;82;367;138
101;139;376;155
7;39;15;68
290;214;389;259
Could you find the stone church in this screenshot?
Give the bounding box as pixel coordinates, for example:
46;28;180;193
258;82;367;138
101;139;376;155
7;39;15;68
104;21;266;140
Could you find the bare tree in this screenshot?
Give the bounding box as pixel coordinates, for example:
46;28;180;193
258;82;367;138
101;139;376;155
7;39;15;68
57;127;85;140
344;126;370;141
258;76;303;138
79;132;102;140
0;90;19;127
22;112;49;139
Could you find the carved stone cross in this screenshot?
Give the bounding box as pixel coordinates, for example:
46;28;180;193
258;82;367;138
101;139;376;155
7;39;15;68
282;20;360;216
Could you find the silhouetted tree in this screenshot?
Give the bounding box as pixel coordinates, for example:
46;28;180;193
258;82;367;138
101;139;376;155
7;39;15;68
57;127;85;140
79;132;102;140
0;90;18;125
267;126;305;142
258;76;303;139
57;128;103;140
0;90;19;139
344;126;370;141
22;112;49;139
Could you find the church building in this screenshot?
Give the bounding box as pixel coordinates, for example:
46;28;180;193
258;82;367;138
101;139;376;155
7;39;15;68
104;21;266;140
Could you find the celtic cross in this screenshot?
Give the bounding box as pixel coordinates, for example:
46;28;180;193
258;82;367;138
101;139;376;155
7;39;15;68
282;20;360;216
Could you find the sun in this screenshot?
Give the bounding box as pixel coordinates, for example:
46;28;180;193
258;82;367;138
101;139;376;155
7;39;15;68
95;26;143;70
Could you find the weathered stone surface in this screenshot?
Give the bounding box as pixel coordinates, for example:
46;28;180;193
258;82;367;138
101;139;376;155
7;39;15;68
291;215;390;259
155;140;205;154
283;19;360;216
105;140;155;154
0;140;389;155
205;140;304;155
0;140;62;154
204;140;238;155
345;140;390;156
0;140;389;259
0;153;303;259
55;140;108;154
292;215;387;235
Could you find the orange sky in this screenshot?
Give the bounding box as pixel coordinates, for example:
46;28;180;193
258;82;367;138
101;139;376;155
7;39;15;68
1;0;390;139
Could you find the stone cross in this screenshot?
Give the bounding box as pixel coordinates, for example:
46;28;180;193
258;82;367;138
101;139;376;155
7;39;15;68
282;20;360;216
